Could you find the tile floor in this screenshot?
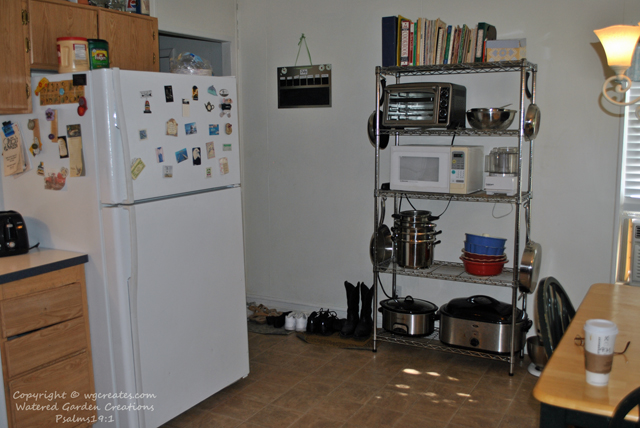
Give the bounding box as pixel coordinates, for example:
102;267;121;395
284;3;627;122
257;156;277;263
161;331;541;428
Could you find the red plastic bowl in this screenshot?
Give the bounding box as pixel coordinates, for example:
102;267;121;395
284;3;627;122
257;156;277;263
460;256;507;276
462;250;507;262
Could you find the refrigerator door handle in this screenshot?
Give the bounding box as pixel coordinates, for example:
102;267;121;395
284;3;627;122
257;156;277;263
112;68;135;204
124;204;146;428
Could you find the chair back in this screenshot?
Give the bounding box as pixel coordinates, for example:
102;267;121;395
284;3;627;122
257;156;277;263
536;276;576;358
609;386;640;428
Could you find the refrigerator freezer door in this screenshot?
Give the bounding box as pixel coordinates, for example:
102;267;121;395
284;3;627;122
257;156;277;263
93;69;241;204
128;186;249;427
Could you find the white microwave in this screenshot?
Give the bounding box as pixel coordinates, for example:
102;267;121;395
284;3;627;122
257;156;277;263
390;145;484;194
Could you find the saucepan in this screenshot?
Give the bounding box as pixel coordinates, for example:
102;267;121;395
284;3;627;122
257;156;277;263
370;198;393;268
519;203;542;293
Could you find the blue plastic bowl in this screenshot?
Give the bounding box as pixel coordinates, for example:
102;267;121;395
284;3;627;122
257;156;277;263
464;241;505;255
465;233;507;248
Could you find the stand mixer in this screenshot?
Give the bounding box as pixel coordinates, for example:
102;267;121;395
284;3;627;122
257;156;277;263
484;147;519;196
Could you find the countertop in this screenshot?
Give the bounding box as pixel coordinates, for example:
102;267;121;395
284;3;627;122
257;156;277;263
0;248;88;284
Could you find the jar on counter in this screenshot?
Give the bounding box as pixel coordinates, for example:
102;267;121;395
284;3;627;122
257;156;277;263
57;37;89;73
88;39;110;70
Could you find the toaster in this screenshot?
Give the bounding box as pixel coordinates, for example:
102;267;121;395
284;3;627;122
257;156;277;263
0;211;30;257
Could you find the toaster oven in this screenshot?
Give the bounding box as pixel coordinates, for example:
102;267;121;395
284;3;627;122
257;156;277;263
0;210;29;257
382;82;466;129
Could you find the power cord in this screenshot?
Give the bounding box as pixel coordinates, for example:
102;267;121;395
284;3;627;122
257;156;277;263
377;272;393;299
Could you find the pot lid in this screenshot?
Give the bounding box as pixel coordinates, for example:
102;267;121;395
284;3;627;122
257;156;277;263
380;296;438;314
440;295;523;323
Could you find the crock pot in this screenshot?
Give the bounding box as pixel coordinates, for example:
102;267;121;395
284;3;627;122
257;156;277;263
379;296;438;336
439;295;531;353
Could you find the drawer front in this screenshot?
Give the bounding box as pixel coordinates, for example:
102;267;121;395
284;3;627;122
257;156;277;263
1;264;84;300
4;317;88;378
1;283;83;338
9;352;95;427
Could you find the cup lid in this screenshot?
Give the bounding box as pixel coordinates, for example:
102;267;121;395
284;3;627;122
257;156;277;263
584;319;618;335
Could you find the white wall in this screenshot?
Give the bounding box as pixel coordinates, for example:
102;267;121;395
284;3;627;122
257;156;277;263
236;0;639;317
153;0;237;75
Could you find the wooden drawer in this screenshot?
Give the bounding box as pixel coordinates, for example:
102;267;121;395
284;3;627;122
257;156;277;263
9;352;95;427
0;283;83;338
1;264;85;300
4;317;87;378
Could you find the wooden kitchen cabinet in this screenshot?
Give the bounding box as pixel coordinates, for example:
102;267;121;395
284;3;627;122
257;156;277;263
98;8;159;72
28;0;159;72
0;0;159;114
0;250;95;427
28;0;98;70
0;0;32;114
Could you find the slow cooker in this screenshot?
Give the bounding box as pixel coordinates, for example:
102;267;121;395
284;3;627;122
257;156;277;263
379;296;438;336
439;295;531;353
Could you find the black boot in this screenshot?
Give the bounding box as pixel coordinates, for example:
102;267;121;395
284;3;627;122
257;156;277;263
354;283;374;338
340;281;360;337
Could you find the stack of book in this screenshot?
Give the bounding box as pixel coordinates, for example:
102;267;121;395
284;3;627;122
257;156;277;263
382;16;497;67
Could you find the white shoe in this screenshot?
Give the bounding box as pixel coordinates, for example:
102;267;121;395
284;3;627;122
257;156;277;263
295;313;307;332
284;312;296;331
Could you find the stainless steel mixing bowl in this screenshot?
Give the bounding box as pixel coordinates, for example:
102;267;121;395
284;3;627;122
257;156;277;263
466;108;517;130
526;335;548;369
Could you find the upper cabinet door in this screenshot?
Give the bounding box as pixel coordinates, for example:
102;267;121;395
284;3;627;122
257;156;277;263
98;10;159;72
29;0;98;70
0;0;32;113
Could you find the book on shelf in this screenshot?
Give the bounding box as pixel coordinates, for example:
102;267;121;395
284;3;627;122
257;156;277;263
443;25;453;64
381;16;497;66
398;15;411;66
409;21;415;65
475;22;497;62
381;16;398;67
433;18;446;65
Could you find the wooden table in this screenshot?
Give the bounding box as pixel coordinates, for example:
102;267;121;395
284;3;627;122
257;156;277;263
533;283;640;428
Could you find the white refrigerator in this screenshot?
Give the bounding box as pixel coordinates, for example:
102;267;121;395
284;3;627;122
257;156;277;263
0;69;249;428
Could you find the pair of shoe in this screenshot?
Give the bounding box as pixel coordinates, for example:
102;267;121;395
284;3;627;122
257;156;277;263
247;303;283;325
340;281;374;339
267;311;291;328
284;312;307;332
306;309;345;336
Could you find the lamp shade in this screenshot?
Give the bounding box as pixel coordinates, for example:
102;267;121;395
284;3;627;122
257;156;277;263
594;24;640;74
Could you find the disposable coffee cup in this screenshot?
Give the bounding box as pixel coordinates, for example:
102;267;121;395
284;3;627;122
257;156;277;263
584;319;618;386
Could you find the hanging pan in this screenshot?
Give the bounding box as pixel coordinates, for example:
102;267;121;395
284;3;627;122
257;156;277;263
524;103;541;140
367;78;389;149
368;112;389;149
519;203;542;293
370;198;393;268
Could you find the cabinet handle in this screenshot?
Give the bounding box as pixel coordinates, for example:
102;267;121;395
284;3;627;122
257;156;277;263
25;38;30;54
21;9;29;25
153;53;156;64
26;84;30;100
153;31;156;41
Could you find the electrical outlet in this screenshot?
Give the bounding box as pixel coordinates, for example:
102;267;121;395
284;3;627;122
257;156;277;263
395;285;402;297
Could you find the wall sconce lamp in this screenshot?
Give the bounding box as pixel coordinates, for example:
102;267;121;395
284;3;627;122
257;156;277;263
594;24;640;118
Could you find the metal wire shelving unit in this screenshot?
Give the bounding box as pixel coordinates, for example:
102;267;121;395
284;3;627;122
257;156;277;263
371;60;538;375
